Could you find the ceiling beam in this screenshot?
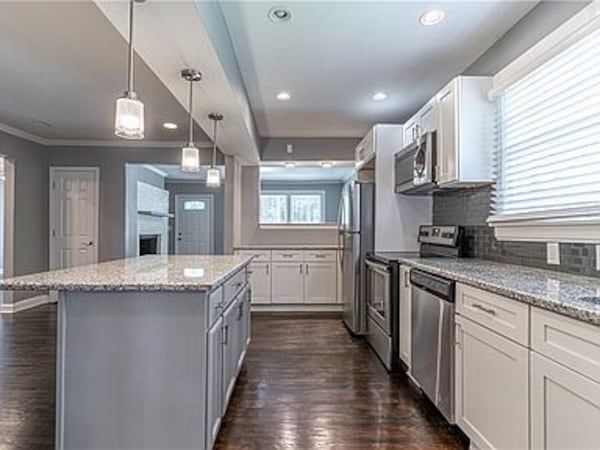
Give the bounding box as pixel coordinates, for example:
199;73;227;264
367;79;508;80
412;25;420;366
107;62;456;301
94;0;260;164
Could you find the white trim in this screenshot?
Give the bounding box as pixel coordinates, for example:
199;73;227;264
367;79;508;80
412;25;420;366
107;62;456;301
1;294;52;314
174;194;215;255
142;164;169;178
491;0;600;97
0;122;49;145
258;224;337;230
251;304;343;313
49;167;100;270
493;223;600;244
0;121;212;149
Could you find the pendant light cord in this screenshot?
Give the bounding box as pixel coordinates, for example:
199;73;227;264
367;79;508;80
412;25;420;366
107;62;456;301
188;79;194;146
127;0;135;94
212;119;218;168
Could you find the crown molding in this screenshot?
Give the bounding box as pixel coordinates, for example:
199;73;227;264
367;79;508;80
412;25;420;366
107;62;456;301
0;121;212;149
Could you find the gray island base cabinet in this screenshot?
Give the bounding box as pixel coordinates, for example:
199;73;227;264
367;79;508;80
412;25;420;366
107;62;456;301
0;255;252;450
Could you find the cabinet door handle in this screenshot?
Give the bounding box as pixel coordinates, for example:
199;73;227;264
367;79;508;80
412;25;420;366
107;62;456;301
222;325;229;345
472;303;497;316
306;264;309;275
238;303;243;320
404;271;409;288
299;264;303;274
266;264;269;275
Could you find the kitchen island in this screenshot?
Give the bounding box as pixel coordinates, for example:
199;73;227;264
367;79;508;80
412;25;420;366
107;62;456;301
0;255;253;450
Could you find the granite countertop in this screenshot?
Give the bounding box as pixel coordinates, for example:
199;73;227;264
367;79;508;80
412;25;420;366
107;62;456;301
0;255;253;293
234;244;338;250
380;254;600;326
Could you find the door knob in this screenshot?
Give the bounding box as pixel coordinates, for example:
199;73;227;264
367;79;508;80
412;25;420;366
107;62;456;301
86;241;94;246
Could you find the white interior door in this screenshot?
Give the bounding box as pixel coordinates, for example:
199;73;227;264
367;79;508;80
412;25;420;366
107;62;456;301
50;167;99;270
175;194;214;255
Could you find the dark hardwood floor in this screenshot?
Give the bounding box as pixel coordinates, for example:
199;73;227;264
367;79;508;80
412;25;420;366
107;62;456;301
0;306;467;449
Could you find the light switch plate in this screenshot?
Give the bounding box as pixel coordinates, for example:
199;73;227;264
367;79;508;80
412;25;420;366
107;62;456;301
547;243;560;265
596;245;600;271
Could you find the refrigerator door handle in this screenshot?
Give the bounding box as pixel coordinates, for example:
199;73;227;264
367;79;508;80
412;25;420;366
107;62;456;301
337;195;345;270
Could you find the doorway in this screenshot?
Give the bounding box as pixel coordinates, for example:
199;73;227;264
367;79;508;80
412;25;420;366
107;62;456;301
49;167;99;270
175;194;214;255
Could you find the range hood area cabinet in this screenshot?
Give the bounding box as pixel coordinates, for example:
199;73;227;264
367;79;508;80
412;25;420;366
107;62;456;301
404;76;494;188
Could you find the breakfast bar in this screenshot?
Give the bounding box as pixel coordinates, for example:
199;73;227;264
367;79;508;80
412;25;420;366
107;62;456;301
0;255;252;450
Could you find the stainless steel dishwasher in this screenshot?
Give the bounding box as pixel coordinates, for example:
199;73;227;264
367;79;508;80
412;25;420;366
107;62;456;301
410;268;455;423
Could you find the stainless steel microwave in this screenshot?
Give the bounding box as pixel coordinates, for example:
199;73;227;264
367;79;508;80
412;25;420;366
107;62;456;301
394;131;437;195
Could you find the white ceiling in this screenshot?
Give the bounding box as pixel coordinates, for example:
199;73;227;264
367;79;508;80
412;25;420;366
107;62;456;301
0;1;208;144
260;162;354;182
220;1;537;138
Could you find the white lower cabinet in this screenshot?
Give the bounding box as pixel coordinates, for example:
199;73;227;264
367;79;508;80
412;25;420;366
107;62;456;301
206;316;223;450
222;296;240;410
304;262;337;304
455;315;529;450
249;262;271;304
399;266;411;367
530;351;600;449
271;262;304;304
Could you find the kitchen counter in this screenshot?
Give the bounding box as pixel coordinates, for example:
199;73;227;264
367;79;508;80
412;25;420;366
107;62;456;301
0;255;252;292
374;254;600;326
234;244;338;250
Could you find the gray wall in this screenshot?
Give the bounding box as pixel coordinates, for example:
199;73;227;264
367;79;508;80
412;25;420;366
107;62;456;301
465;1;590;75
136;166;165;189
48;146;221;262
165;181;225;254
261;137;357;161
0;130;48;277
261;181;342;223
433;186;599;277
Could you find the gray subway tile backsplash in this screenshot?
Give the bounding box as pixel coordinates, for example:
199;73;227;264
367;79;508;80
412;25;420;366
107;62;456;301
433;186;599;277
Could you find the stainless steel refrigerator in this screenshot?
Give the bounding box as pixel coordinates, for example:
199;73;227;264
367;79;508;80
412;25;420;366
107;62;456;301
338;178;374;335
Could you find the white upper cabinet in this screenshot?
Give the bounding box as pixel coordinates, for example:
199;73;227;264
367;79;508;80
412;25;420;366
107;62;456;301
355;127;376;169
403;76;493;188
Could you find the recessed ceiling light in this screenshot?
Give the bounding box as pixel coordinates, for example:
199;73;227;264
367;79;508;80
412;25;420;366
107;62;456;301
163;122;178;130
420;9;445;26
321;161;333;169
277;91;291;101
372;92;387;101
268;6;292;23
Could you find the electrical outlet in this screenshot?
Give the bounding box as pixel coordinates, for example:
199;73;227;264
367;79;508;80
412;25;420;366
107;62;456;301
547;243;560;265
596;245;600;271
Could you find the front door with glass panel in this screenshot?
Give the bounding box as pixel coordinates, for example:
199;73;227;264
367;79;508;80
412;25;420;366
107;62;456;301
175;194;214;255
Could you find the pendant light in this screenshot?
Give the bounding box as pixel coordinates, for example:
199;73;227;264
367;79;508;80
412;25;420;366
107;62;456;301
115;0;145;139
206;113;223;188
180;68;202;173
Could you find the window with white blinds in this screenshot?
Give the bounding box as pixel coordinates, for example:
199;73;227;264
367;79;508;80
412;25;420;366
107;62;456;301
490;26;600;226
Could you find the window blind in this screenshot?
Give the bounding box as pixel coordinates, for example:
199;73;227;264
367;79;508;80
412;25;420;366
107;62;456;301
490;26;600;223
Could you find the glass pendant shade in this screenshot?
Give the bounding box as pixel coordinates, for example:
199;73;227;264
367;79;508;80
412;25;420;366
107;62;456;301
181;145;200;172
115;94;144;139
206;168;221;188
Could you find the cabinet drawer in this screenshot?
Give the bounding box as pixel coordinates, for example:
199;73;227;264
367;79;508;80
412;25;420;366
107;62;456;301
303;250;336;262
532;307;600;383
223;268;247;307
271;250;303;262
208;286;223;327
456;283;529;346
235;249;271;262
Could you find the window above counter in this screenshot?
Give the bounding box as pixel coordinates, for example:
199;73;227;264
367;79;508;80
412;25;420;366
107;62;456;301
258;161;353;228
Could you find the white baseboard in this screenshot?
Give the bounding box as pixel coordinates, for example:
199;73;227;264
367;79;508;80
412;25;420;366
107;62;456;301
251;304;343;313
0;294;53;314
